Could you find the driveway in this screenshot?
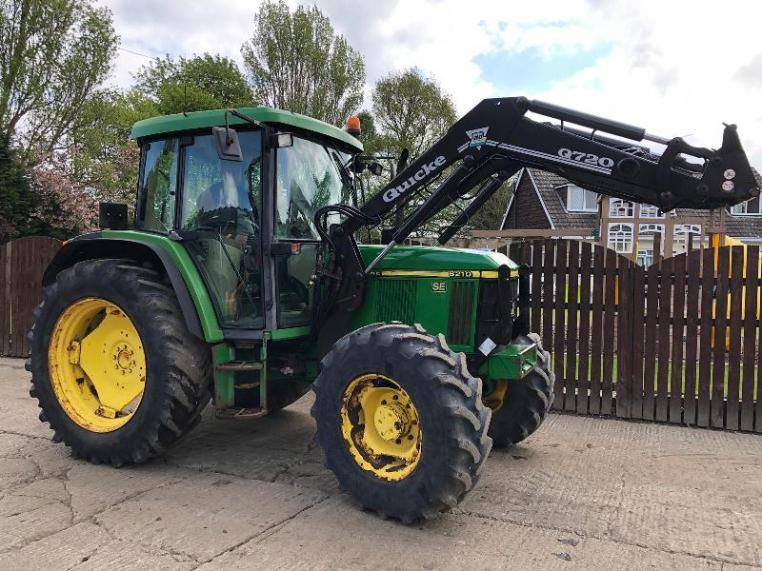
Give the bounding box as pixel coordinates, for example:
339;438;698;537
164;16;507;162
1;357;761;570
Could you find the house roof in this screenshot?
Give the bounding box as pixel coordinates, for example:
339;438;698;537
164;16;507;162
504;167;762;238
669;168;762;236
511;168;599;230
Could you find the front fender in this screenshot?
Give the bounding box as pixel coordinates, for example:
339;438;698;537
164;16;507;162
44;231;223;342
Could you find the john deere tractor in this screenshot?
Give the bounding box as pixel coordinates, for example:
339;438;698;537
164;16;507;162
28;97;757;522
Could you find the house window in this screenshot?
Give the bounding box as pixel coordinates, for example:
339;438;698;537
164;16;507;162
565;185;597;212
608;223;634;253
609;199;634;218
637;248;654;267
640;204;663;218
730;196;762;215
639;223;664;236
674;224;701;237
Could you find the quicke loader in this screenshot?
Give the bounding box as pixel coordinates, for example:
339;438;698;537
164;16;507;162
28;97;757;522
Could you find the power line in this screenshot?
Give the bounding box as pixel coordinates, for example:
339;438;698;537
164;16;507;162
118;46;156;59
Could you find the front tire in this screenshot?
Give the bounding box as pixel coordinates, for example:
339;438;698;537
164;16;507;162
487;333;555;449
27;259;212;466
312;323;492;523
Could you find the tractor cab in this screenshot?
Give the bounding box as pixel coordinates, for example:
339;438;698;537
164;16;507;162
131;107;362;338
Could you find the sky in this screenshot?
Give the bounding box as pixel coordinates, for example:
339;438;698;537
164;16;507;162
101;0;762;166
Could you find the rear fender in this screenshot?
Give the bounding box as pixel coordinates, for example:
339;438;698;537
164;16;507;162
43;232;221;342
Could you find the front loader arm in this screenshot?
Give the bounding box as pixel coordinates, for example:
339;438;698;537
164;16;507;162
355;96;757;236
313;96;758;332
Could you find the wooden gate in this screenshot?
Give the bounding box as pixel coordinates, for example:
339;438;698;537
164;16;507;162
0;236;62;357
507;239;762;433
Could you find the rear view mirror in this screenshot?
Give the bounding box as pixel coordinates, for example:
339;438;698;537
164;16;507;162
213;126;243;161
273;132;294;148
99;202;128;230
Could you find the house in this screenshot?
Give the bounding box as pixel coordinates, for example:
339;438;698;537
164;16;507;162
500;167;762;265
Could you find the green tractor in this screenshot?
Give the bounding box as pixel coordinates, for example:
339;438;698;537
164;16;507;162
28;97;756;522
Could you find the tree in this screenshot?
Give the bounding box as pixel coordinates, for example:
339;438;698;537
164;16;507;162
368;69;457;237
0;0;118;161
467;176;515;231
371;68;456;158
30;153;99;238
65;89;155;205
241;0;365;125
356;110;383;155
134;54;255;115
0;135;33;240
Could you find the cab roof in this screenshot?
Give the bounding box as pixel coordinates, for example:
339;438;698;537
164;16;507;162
130;106;363;152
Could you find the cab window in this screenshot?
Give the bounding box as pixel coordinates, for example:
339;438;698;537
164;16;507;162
275;137;349;240
138;139;179;232
180;130;264;328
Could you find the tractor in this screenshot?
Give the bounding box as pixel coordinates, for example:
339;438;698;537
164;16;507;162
28;97;757;522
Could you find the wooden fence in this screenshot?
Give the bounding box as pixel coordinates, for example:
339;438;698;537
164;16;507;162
2;234;761;433
0;236;62;358
507;239;762;433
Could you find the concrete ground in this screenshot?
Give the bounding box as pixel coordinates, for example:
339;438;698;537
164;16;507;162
1;357;761;571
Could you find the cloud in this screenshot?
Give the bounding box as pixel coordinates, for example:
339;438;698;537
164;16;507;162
99;0;762;166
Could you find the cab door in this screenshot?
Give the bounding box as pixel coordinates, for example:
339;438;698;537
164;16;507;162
177;130;265;330
271;136;351;329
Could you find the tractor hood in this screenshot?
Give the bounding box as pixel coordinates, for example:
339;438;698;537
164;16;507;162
358;244;518;273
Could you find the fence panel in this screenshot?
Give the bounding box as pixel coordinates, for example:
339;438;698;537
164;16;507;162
1;236;61;358
577;242;592;415
565;241;580;413
697;248;714;427
500;238;761;433
589;245;604;415
669;254;687;424
553;241;568;410
741;247;759;431
683;250;702;425
727;247;744;430
0;242;8;356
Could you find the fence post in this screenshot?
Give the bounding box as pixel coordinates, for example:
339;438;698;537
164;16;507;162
1;241;10;355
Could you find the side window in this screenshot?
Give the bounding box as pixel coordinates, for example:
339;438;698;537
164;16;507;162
139;139;179;232
180;131;264;329
181;131;261;233
275;137;346;240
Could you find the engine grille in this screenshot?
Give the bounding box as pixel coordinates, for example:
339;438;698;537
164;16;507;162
375;279;416;323
476;275;517;347
447;281;476;345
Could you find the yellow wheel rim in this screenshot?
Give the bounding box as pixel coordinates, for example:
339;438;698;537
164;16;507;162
340;373;422;481
48;297;146;433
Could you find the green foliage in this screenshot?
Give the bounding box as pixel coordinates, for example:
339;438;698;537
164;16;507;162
371;68;456;157
134;54;255;115
356;110;383;155
0;135;33;240
467;176;515;231
67;89;156;204
363;69;457;237
0;0;118;161
241;0;365;126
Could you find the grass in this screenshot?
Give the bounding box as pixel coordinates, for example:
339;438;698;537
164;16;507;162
553;354;759;400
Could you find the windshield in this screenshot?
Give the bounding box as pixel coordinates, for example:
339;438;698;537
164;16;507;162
275;136;351;240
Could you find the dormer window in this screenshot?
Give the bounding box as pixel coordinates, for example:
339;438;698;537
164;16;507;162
730;196;762;215
565;185;597;212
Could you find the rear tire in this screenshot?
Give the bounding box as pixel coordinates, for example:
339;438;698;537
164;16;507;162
27;259;212;466
312;322;492;523
487;333;555;449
